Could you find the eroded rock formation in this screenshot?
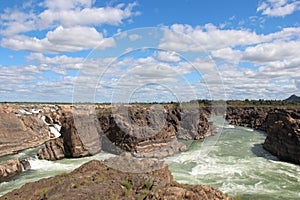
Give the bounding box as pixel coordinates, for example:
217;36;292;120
0;158;22;183
0;103;75;157
263;109;300;164
38;113;101;160
37;104;214;160
98;105;213;158
0;103;214;160
0;112;50;157
0;158;30;183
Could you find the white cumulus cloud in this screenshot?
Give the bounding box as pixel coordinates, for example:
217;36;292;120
1;26;115;53
257;0;300;17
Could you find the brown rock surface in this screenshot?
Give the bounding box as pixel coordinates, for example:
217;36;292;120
0;112;50;157
0;157;231;200
263;109;300;164
0;103;213;160
98;105;213;158
37;138;65;160
0;158;22;183
37;113;101;160
0;103;75;157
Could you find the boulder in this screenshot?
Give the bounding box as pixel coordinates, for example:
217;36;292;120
38;138;65;160
0;158;22;183
20;158;31;171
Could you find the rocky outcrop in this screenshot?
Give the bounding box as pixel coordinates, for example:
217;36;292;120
20;158;31;171
0;158;32;183
0;103;76;157
0;103;214;160
0;158;22;183
226;107;272;130
263;109;300;164
38;113;101;160
0;156;231;200
98;105;214;158
38;138;65;160
0;112;50;157
38;104;215;160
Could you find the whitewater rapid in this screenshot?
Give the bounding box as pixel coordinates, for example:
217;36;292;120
165;122;300;199
0;149;115;196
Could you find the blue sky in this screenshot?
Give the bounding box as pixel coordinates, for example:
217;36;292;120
0;0;300;102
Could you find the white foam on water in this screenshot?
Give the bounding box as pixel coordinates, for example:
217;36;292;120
165;123;300;199
224;124;235;129
41;116;50;125
49;126;61;138
19;109;32;115
29;158;74;172
239;126;254;132
30;109;41;114
54;124;61;132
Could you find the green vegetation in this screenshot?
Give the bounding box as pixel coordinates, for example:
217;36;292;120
227;99;300;107
121;181;132;190
54;177;63;184
40;188;48;196
121;181;132;197
144;181;152;190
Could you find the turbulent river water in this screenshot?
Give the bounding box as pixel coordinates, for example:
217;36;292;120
1;120;300;199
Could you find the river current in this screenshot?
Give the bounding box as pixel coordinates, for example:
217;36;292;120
1;121;300;199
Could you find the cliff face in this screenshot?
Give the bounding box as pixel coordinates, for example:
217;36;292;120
226;106;300;165
0;103;213;160
98;105;213;158
0;156;231;200
38;104;214;160
226;107;272;130
263;109;300;164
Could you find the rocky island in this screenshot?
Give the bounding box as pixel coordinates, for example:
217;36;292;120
0;154;231;200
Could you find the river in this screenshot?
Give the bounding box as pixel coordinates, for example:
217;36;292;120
1;121;300;199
